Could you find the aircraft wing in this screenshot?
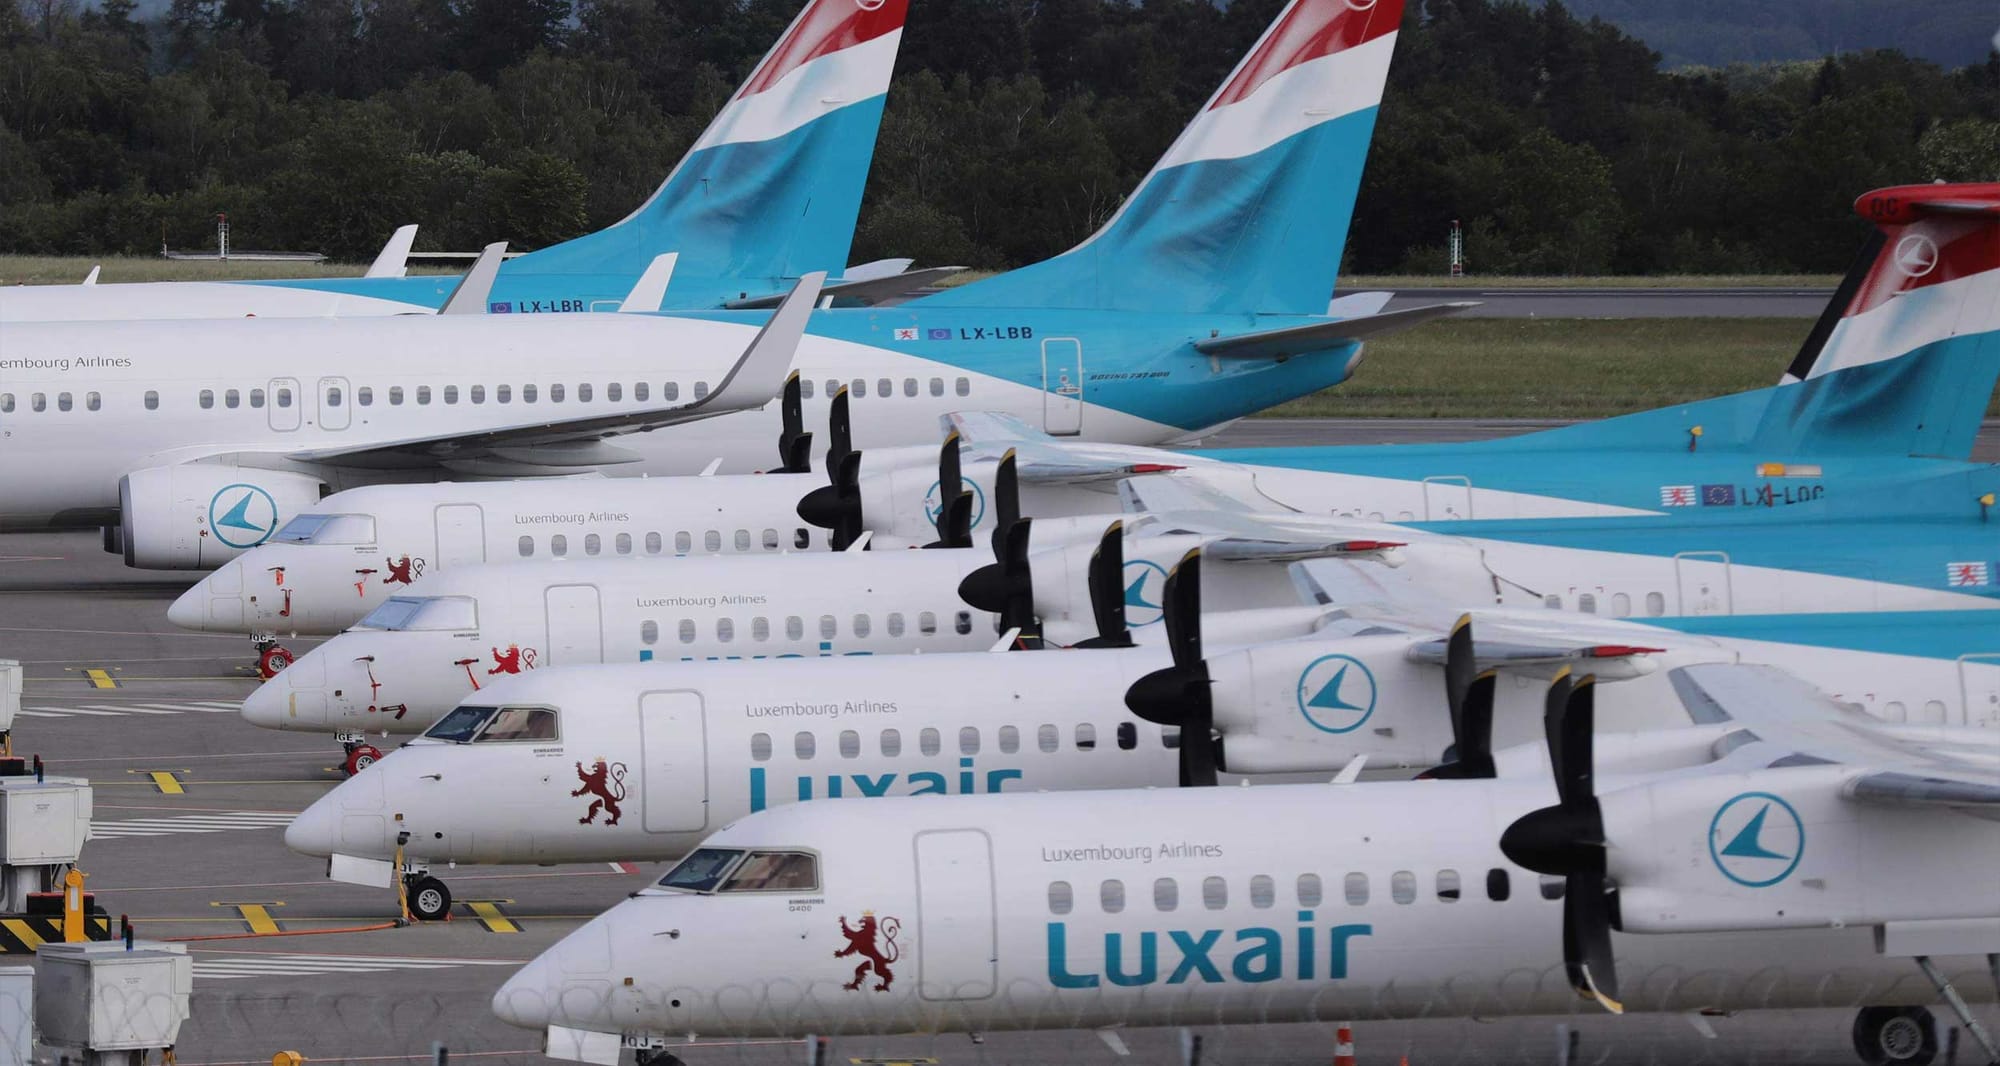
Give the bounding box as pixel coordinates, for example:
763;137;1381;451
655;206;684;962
1191;302;1479;361
938;412;1198;484
284;273;823;472
724;265;966;309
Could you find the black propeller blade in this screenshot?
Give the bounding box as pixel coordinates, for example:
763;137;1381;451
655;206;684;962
957;517;1040;648
795;388;865;549
1498;671;1623;1015
825;385;853;475
925;433;974;549
775;371;813;474
1422;615;1497;780
989;449;1020;560
1123;550;1218;786
1074;520;1133;649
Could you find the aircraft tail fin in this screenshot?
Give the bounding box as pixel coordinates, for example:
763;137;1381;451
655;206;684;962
1755;182;2000;458
919;0;1404;315
509;0;908;304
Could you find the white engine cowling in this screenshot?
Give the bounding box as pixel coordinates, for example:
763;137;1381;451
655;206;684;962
119;465;327;570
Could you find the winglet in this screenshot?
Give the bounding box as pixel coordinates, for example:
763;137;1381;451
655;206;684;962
1330;754;1368;785
81;265;100;286
365;224;420;279
701;271;824;414
439;242;508;315
618;253;679;313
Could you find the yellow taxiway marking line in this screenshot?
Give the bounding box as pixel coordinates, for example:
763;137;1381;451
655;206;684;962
212;901;284;935
131;770;187;795
463;899;521;934
84;669;118;689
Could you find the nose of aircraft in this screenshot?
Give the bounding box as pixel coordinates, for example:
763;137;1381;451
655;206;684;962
283;786;342;857
168;560;243;630
240;670;291;728
490;955;554;1029
491;912;621;1031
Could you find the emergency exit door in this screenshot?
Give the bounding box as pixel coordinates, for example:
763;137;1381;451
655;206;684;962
1422;476;1473;520
544;584;602;666
914;828;996;1000
318;377;351;431
638;691;708;832
1674;551;1733;616
267;377;302;431
1041;338;1084;436
433;504;485;567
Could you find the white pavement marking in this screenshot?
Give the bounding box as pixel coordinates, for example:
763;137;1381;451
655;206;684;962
191;952;523;981
21;699;241;719
91;811;297;839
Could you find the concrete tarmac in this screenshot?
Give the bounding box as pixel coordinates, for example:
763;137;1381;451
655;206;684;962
3;416;1995;1066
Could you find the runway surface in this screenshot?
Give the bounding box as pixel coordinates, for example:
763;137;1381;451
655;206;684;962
3;417;1995;1066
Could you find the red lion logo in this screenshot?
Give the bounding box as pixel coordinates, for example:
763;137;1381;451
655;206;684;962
489;645;537;675
572;759;626;826
834;913;901;992
382;555;425;585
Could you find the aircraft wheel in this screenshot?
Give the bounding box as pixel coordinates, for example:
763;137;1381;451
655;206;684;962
257;646;294;679
407;875;452;922
344;745;383;777
1852;1006;1937;1065
634;1051;686;1066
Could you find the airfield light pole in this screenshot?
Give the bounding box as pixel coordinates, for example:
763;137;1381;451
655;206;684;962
216;213;230;260
1448;219;1464;278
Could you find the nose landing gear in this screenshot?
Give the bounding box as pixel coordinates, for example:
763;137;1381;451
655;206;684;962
253;636;294;679
336;732;385;777
404;873;452;923
1852;1006;1938;1065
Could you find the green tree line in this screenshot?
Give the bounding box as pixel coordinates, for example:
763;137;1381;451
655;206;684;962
3;0;1998;274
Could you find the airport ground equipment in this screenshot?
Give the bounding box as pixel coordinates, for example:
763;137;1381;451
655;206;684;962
0;769;109;952
36;940;191;1066
0;661;16;757
0;966;27;1066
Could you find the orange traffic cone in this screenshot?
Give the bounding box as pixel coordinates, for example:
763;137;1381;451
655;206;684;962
1333;1023;1356;1066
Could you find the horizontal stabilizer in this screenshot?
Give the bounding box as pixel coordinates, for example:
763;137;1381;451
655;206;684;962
1193;301;1479;360
724;265;966;309
365;224;420;279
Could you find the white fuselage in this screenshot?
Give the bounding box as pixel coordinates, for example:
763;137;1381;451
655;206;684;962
284;653;1179;870
491;782;1999;1043
0;282;431;323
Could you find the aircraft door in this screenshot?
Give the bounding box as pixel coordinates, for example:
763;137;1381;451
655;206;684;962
1422;476;1473;520
544;584;602;666
1959;654;2000;728
317;377;351;431
433;504;486;567
914;828;997;1001
267;378;303;431
638;691;708;832
1673;551;1732;616
1040;338;1084;436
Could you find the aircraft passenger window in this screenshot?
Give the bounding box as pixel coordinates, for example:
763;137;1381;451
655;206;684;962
24;394;41;413
85;392;100;411
1047;881;1073;915
880;729;900;757
794;732;815;759
799;379;813;399
794;528;810;549
1486;869;1511;902
853;614;871;638
607;383;621;402
675;532;692;553
387;387;401;406
903;378;917;397
955;611;973;635
645;532;662;554
820;615;837;639
838;730;860;758
1539;874;1565;901
615;533;632;555
144;390;158;410
1883;701;1908;722
1391;871;1416;904
716;618;734;643
718;851;818;893
704;530;721;552
1154;878;1179;912
1344;873;1369;905
358;387;374;406
998;725;1019;754
786;616;804;640
423;706;495;743
1611;593;1631;617
198;390;213;409
762;528;779;551
413;386;427;405
847;379;865;398
578;384;592;402
919;728;941;756
958;726;979;755
584;533;601;556
1297;873;1323;907
886;613;904;637
1075;724;1096;751
1037;725;1058;753
919;611;937;635
550;534;568;557
478;707;558;742
1437;869;1462;902
224;389;239;409
929;377;943;397
495;385;509;404
752;617;770;641
1544;594;1561;609
634;383;648;402
469;385;484;404
657;848;742;892
1644;592;1665;617
955;377;970;397
1249;875;1275;909
1202;876;1228;910
1100;880;1125;914
694;381;709;399
640;620;658;645
678;619;696;643
550;384;565;403
751;733;771;761
0;395;12;413
664;383;679;401
1577;593;1597;615
1116;723;1137;750
56;392;71;412
523;384;537;403
734;530;751;551
326;386;343;408
877;378;891;398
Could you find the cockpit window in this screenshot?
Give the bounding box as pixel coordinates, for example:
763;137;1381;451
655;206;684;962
273;513;377;545
357;596;476;631
476;707;559;742
657;848;743;892
424;705;495;743
719;851;819;893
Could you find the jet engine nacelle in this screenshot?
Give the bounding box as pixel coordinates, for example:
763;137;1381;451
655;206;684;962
120;464;327;569
1205;632;1453;773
